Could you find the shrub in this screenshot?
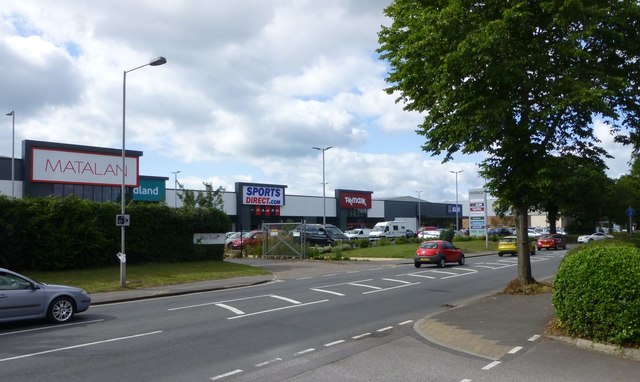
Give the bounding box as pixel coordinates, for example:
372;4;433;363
440;229;455;242
553;243;640;345
355;239;371;248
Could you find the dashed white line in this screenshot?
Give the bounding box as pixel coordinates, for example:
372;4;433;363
381;278;413;284
324;340;346;347
528;334;541;341
352;333;371;339
270;295;301;304
310;288;345;296
215;303;245;315
296;348;315;355
482;361;501;370
363;282;420;294
322;273;338;277
210;369;243;380
296;276;312;280
508;346;523;354
460;379;473;382
398;320;413;326
227;299;329;320
377;326;393;332
350;282;383;290
255;358;282;367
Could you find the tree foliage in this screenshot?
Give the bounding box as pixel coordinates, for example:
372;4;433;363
378;0;640;283
177;182;225;212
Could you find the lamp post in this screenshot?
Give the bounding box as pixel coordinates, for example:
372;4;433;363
6;111;14;197
171;170;181;207
312;146;332;225
120;56;167;288
416;190;422;230
449;170;463;231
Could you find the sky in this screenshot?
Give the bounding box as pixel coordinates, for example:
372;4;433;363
0;0;634;203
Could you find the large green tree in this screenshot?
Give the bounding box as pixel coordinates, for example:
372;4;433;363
378;0;640;283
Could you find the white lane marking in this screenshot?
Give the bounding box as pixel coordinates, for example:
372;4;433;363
227;299;329;320
439;268;479;279
381;278;413;284
403;273;436;279
169;294;273;311
460;379;473;382
296;277;312;280
311;288;345;296
508;346;523;354
324;340;346;347
345;271;360;274
349;282;383;290
352;333;371;339
363;282;420;294
399;320;413;326
215;303;245;315
377;326;393;332
322;273;338;277
210;369;243;380
482;361;501;370
255;358;282;367
0;319;105;337
0;331;162;362
368;268;383;271
428;270;459;276
270;295;301;304
528;334;541;342
296;348;315;355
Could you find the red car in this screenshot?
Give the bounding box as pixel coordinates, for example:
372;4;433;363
414;240;465;268
230;230;264;250
536;234;566;250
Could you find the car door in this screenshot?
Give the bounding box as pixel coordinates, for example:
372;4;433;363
0;272;46;320
442;242;454;262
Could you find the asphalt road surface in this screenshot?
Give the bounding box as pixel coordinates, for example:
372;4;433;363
1;252;637;381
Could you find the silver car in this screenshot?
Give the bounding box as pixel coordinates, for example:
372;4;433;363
0;268;91;324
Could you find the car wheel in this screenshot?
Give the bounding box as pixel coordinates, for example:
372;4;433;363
437;257;445;268
414;262;421;268
458;254;465;266
498;253;503;257
48;297;75;323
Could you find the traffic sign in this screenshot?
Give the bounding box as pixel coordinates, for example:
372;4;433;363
626;207;635;217
116;214;130;227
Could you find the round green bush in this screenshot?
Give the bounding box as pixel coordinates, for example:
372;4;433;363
553;243;640;345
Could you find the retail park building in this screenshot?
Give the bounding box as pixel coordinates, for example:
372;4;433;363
0;140;550;232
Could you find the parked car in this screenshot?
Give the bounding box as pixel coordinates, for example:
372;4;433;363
527;228;543;238
497;236;536;257
230;230;265;250
0;268;91;324
405;229;417;238
414;240;465;268
225;232;241;248
345;228;372;240
577;232;614;243
488;227;512;236
293;224;348;246
536;234;566;250
417;226;441;239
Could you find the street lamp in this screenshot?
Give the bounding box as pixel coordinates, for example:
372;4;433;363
416;190;422;229
312;146;332;225
171;170;181;208
120;56;167;288
450;170;463;231
5;111;14;197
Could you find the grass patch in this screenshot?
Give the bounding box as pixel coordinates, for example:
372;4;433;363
22;261;271;293
348;239;497;259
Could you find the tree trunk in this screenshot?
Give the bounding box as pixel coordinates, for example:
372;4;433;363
515;206;535;284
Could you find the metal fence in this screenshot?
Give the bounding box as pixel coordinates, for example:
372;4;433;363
261;221;306;258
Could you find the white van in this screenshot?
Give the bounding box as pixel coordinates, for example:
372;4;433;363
369;221;407;240
345;228;372;240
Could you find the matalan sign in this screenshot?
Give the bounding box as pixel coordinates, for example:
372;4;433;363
31;147;139;186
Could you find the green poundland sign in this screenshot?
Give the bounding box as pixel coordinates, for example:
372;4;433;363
133;179;166;202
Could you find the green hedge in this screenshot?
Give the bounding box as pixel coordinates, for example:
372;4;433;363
0;195;229;271
553;242;640;345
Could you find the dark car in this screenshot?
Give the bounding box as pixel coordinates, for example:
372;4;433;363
414;240;465;268
488;227;513;236
405;229;417;238
293;224;348;246
537;234;567;250
0;268;91;324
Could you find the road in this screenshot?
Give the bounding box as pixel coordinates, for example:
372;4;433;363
0;252;636;381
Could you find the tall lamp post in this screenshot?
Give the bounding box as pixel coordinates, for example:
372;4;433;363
450;170;463;231
416;190;422;229
171;170;181;208
120;56;167;288
312;146;332;225
6;111;14;197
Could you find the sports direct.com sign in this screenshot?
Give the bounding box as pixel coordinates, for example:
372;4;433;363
31;148;139;186
242;185;285;206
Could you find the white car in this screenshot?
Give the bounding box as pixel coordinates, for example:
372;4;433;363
577;232;613;243
345;228;371;240
418;228;441;239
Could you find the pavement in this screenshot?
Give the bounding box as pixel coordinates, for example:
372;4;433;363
90;251;640;364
